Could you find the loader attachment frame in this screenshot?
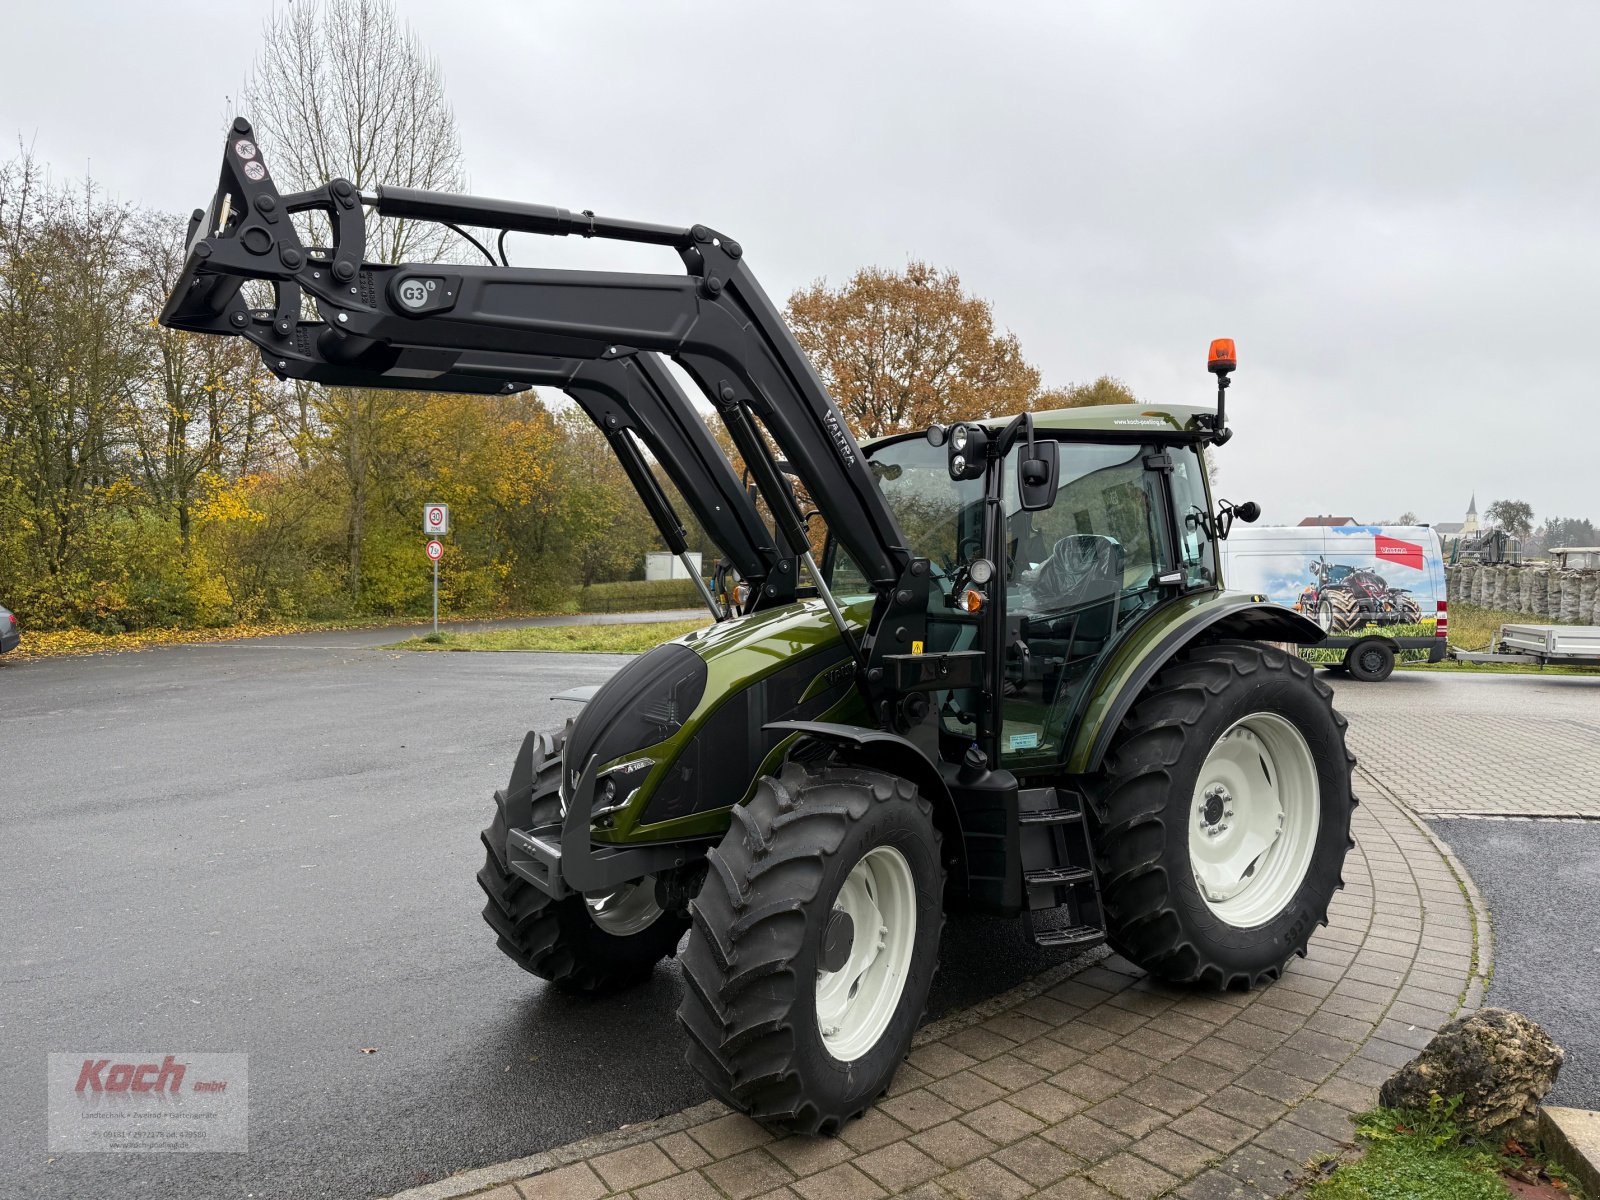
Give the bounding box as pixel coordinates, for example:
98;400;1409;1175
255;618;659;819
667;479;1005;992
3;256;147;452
162;119;935;719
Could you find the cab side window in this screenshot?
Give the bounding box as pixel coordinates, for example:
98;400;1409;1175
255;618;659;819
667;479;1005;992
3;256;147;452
1171;448;1217;587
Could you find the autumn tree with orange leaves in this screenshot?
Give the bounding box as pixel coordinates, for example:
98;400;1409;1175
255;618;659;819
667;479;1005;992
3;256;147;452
786;262;1062;439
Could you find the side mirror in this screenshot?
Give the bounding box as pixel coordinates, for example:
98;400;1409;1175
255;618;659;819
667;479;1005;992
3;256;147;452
1017;440;1059;512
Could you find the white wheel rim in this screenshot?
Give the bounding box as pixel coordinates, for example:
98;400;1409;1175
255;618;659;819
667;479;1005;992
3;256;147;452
816;846;917;1062
584;876;663;937
1189;713;1320;928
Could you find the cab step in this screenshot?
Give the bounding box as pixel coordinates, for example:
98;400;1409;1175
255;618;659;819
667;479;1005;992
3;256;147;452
1019;806;1083;826
1018;783;1106;951
1030;923;1107;950
1024;865;1095;887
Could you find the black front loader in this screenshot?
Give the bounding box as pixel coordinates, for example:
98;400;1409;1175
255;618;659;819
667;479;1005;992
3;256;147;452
162;120;951;682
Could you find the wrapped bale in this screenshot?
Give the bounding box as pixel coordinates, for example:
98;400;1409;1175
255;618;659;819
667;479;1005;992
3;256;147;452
1561;572;1582;622
1529;569;1549;618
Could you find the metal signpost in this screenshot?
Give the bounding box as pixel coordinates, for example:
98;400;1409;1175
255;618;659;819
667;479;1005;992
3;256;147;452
424;504;449;634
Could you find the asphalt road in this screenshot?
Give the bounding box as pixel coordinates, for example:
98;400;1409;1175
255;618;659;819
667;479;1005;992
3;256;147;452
0;627;1082;1200
1427;818;1600;1110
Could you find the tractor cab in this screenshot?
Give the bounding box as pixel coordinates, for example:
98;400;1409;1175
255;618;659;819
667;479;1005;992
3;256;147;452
831;406;1219;772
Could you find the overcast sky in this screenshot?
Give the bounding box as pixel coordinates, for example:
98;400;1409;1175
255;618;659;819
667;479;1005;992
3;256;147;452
5;1;1596;527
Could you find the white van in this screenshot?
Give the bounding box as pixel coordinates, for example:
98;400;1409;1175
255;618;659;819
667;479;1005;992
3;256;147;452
1220;525;1449;681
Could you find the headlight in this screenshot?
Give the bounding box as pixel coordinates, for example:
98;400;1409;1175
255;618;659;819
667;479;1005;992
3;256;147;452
951;453;966;476
951;424;969;452
593;757;656;817
968;557;994;585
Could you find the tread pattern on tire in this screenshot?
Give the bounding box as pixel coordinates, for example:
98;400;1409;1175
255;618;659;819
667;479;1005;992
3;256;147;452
676;761;942;1134
1325;588;1359;632
1089;641;1356;990
478;727;685;994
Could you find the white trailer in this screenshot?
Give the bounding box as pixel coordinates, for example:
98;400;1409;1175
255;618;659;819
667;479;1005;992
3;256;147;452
1455;623;1600;667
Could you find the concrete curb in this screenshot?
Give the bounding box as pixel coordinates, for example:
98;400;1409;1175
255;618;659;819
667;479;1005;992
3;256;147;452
1355;764;1495;1014
1541;1107;1600;1198
383;1101;729;1200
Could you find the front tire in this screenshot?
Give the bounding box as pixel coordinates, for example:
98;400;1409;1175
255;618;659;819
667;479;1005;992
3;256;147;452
1087;642;1355;989
677;762;944;1133
478;729;689;994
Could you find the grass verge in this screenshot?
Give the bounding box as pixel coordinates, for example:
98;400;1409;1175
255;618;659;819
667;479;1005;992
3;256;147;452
389;619;709;654
3;610;566;662
1304;1096;1583;1199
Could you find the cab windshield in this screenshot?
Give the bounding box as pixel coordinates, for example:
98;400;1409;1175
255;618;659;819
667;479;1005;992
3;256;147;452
829;432;1216;764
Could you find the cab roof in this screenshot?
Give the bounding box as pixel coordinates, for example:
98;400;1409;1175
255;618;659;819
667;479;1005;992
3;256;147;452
861;401;1215;450
981;401;1214;435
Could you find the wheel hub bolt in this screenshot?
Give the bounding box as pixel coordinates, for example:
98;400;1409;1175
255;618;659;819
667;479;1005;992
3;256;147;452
1201;785;1235;836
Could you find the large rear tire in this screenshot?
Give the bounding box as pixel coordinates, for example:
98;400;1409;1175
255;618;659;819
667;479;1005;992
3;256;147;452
677;762;944;1133
478;729;689;994
1087;642;1355;989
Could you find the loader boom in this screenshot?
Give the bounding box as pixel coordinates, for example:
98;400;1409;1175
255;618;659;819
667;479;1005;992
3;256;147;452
162;119;929;686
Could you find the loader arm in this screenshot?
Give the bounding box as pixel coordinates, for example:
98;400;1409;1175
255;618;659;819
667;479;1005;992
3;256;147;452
161;119;936;710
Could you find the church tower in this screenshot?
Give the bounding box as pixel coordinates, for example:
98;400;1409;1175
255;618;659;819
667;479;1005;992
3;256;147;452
1462;493;1478;535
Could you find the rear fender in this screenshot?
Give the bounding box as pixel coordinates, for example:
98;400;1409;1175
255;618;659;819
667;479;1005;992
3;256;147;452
1068;595;1325;774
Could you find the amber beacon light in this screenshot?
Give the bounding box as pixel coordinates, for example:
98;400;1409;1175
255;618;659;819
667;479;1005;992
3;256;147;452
1206;338;1236;444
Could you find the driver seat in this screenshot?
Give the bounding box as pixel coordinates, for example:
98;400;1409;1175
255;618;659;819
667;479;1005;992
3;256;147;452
1026;535;1125;659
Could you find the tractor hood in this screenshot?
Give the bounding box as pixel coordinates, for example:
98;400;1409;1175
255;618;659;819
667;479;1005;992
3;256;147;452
565;599;871;842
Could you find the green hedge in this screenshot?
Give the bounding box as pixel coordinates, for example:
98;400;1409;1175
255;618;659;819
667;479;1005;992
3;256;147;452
579;578;706;613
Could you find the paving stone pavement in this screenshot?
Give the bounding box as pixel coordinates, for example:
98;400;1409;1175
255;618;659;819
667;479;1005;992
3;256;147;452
390;769;1489;1200
1329;671;1600;818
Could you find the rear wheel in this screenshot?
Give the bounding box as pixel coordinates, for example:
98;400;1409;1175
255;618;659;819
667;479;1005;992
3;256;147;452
677;761;944;1133
1345;639;1395;682
1087;642;1355;988
478;729;689;994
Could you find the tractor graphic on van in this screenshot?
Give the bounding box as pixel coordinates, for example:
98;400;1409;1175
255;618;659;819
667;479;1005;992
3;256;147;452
1297;557;1423;633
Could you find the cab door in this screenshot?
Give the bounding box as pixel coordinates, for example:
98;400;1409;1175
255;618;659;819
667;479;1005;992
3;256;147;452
999;442;1185;766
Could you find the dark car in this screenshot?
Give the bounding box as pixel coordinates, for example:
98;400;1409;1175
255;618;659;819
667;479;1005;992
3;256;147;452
0;603;18;654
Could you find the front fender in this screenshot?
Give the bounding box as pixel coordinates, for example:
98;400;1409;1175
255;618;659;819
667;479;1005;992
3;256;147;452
763;721;953;814
1066;592;1324;775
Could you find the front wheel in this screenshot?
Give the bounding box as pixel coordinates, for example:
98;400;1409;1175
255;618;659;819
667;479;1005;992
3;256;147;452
478;729;689;994
1087;642;1355;989
677;762;944;1134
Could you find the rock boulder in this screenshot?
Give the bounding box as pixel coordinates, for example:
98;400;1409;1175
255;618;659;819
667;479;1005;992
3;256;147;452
1379;1008;1563;1143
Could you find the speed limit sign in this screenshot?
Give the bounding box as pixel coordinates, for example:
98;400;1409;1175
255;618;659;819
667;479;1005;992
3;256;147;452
425;539;444;562
423;503;449;535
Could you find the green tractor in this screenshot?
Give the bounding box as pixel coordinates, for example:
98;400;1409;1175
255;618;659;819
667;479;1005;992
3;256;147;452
163;121;1354;1135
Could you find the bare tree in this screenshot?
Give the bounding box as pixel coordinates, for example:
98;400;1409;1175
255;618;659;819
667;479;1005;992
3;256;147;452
241;0;463;264
239;0;465;605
